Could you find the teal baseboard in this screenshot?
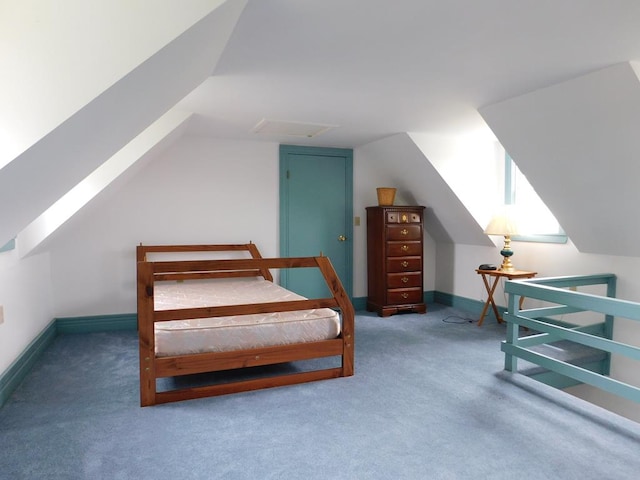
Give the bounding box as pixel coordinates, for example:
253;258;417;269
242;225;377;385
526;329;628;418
0;314;137;408
434;291;503;324
352;296;367;311
1;292;495;408
56;313;137;334
0;320;57;406
354;290;503;323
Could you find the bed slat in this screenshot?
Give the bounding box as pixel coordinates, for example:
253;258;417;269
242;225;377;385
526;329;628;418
154;368;344;405
155;339;344;377
154;298;339;322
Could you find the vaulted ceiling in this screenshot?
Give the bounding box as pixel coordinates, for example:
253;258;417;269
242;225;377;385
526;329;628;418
179;0;640;147
3;0;640;255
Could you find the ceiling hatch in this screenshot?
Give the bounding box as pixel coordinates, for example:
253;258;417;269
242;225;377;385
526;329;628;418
251;119;335;138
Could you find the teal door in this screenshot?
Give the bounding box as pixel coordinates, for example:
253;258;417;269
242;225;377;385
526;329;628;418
280;145;353;299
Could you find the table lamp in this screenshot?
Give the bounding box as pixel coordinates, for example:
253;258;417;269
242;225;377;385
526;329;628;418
484;205;521;272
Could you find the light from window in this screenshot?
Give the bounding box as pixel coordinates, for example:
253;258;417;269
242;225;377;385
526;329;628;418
506;154;566;242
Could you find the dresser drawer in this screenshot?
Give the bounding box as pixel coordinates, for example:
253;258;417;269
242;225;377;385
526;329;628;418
386;241;422;257
387;288;423;305
386;225;421;241
387;257;422;273
386;211;422;224
387;272;421;289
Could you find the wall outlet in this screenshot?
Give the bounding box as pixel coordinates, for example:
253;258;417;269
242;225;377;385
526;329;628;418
0;305;4;324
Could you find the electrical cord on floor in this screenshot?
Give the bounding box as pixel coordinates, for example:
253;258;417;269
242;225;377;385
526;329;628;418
442;315;477;324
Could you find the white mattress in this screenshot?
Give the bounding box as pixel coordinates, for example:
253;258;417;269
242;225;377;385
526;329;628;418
153;277;341;357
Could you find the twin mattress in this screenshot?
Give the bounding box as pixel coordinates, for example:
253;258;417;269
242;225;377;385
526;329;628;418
153;277;341;357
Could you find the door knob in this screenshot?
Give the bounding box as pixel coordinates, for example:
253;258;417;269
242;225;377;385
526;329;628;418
338;235;347;242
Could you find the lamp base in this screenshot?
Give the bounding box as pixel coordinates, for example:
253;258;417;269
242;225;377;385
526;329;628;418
499;235;515;272
499;257;515;272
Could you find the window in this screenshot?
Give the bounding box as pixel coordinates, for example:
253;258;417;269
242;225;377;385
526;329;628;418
505;153;567;243
0;238;15;253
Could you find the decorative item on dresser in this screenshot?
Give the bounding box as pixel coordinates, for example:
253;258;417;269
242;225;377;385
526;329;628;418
366;206;427;317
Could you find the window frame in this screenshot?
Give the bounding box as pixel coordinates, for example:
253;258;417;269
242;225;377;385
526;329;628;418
505;154;567;244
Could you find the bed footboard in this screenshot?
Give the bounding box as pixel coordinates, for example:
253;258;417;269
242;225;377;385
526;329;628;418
137;243;354;406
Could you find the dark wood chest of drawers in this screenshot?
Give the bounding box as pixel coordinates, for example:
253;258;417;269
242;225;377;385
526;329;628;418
366;206;426;317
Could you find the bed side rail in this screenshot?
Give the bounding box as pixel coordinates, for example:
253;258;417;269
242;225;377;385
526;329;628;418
502;273;640;403
138;256;353;324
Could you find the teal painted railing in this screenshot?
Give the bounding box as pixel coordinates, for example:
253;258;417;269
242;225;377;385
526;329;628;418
502;273;640;403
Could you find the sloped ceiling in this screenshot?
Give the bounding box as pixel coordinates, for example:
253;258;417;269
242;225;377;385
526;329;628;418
358;133;491;246
0;0;247;247
178;1;640;149
0;0;228;166
4;1;640;254
480;62;640;257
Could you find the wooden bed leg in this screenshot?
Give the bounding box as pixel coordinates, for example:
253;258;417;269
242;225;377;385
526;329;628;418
316;256;355;377
137;261;157;406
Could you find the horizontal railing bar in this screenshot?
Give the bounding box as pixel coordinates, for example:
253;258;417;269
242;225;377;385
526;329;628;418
505;313;640;360
521;305;585;317
515;323;605;347
506;281;640;321
517;315;586;330
516;273;615;287
501;343;640;403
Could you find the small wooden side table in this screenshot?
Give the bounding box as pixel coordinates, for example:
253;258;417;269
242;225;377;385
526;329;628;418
475;269;537;326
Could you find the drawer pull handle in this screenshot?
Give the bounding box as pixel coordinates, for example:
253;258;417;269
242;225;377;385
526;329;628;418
401;293;409;299
401;261;409;268
401;277;409;283
401;245;409;252
401;228;408;235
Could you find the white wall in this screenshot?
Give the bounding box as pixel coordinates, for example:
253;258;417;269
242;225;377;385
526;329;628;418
46;137;279;317
0;249;54;374
47;134;438;314
480;62;640;257
353;136;438;298
0;0;247;248
409;130;504;230
0;0;226;167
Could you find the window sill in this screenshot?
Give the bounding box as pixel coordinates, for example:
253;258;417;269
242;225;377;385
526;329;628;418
512;234;568;244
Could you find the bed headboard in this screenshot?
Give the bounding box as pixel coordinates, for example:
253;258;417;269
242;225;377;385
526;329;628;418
136;242;273;282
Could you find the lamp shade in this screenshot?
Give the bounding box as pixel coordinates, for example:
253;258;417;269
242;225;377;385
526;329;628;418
484;205;521;236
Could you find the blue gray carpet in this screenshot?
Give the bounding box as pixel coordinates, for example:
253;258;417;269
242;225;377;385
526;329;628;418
1;305;639;479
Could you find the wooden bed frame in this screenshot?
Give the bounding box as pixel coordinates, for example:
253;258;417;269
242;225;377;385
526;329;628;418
136;243;355;406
